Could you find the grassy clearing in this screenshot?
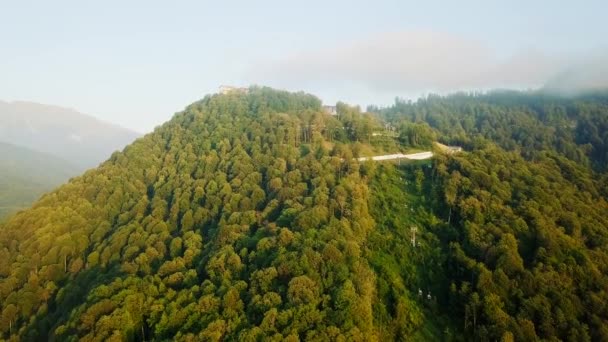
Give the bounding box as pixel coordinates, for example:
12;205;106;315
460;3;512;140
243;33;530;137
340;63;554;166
367;162;459;340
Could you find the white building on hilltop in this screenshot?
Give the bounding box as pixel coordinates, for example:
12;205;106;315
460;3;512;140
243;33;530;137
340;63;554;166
219;85;249;95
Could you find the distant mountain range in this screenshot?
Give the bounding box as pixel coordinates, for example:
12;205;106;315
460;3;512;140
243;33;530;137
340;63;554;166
0;101;140;170
0;142;78;218
0;101;140;218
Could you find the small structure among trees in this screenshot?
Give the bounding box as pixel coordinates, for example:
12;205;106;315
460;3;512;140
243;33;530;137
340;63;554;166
219;85;249;95
434;142;463;154
322;105;338;116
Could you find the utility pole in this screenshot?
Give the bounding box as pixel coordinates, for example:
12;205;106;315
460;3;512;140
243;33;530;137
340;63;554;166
410;226;418;247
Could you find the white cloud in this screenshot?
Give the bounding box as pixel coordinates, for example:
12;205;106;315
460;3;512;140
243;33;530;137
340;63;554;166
544;51;608;93
69;134;83;142
249;31;591;95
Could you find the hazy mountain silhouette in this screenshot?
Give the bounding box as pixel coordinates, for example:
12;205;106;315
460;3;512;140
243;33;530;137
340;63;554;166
0;142;78;218
0;101;140;170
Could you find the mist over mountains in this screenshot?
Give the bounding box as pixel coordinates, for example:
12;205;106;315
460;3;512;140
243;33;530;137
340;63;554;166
0;101;140;171
0;142;78;218
542;52;608;95
0;100;140;218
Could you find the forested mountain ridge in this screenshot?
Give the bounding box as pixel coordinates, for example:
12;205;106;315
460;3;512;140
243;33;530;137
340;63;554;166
375;90;608;172
375;91;608;340
0;87;383;341
1;87;608;341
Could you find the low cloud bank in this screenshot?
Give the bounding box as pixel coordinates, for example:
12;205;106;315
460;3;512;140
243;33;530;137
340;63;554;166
249;31;606;96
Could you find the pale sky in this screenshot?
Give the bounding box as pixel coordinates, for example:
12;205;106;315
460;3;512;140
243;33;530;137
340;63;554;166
1;0;606;133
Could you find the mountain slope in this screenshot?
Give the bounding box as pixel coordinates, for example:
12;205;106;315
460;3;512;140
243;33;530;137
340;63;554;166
0;88;382;341
376;91;608;341
0;101;140;170
0;142;78;218
1;88;608;341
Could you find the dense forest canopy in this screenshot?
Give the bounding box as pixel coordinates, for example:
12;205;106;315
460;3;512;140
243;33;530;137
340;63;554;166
374;90;608;340
376;90;608;172
1;87;608;341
